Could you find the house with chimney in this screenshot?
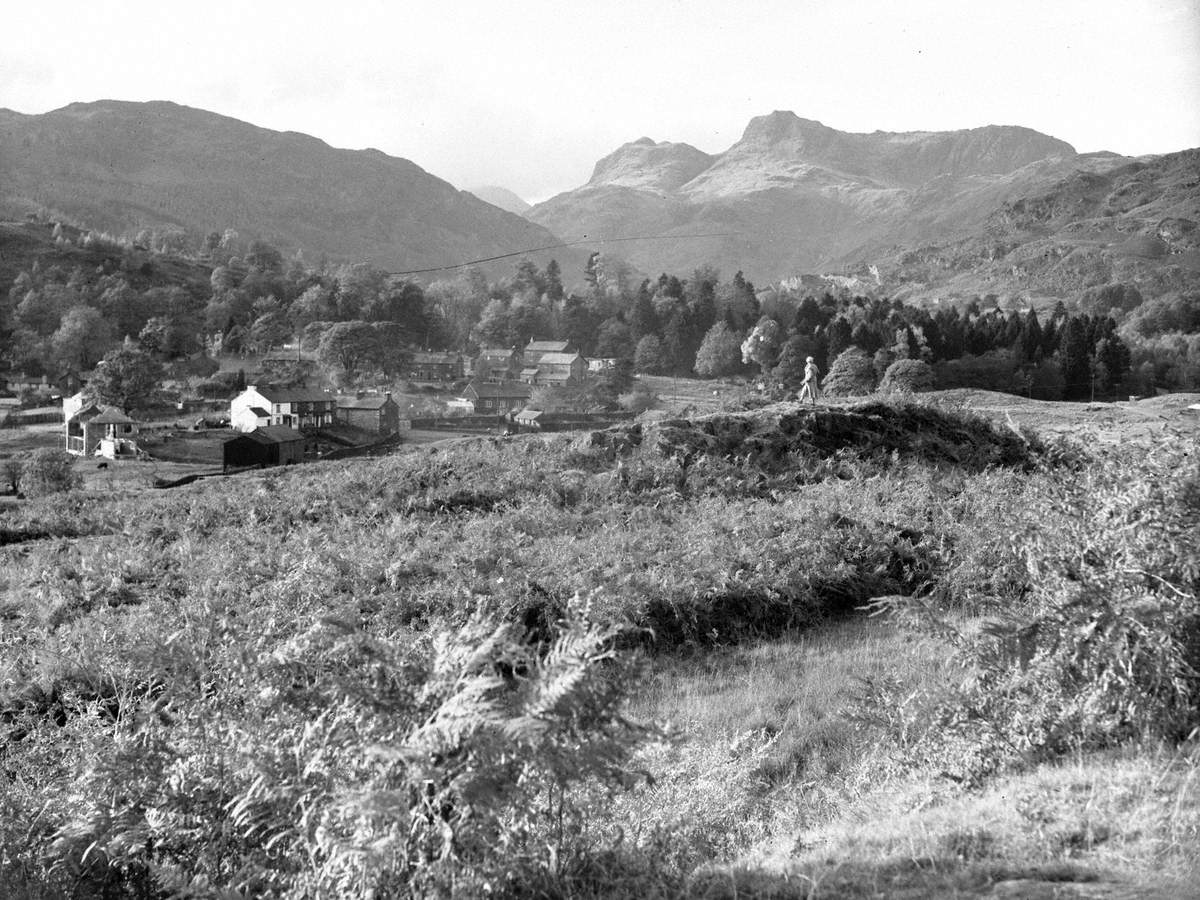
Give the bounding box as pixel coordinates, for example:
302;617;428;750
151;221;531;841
460;381;531;414
521;351;587;387
230;385;335;432
409;351;463;382
336;392;404;435
518;339;587;387
472;348;521;383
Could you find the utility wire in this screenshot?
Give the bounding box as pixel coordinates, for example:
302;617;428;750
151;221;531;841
386;232;740;277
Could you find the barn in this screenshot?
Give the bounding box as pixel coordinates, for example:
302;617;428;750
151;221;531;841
222;426;305;470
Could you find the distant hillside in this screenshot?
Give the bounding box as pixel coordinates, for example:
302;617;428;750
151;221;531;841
467;185;532;216
867;148;1200;306
0;101;583;280
529;111;1185;288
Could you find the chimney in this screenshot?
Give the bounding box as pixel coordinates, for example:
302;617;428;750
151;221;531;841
385;392;392;401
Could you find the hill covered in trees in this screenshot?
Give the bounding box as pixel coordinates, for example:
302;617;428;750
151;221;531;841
3;218;1197;402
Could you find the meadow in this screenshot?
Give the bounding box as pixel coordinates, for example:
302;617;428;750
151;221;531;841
0;395;1197;898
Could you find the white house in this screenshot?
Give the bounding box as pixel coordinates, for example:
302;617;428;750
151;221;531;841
230;385;336;432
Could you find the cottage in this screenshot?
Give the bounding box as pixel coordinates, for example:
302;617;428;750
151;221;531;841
222;426;305;470
230;385;335;431
336;392;405;435
410;351;463;382
513;407;544;429
65;404;140;457
472;348;521;383
461;381;531;414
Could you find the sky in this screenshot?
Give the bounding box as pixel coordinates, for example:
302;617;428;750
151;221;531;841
3;0;1199;203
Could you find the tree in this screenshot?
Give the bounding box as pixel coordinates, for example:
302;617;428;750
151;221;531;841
879;358;935;394
822;347;877;397
20;449;81;497
772;334;822;387
317;321;382;382
740;317;782;375
694;321;743;377
85;346;163;413
633;334;666;374
52;306;115;372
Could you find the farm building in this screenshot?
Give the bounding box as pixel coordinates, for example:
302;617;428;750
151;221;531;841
222;426;305;470
521;351;587;387
336;393;404;435
64;404;140;457
230;386;335;431
461;381;531;414
409;352;463;382
523;339;572;366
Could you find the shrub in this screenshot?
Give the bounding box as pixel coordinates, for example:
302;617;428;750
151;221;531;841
879;358;935;394
823;347;877;397
21;449;81;497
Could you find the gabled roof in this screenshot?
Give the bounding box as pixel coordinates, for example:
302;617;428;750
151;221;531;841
89;407;137;425
525;340;570;353
250;386;333;404
466;381;531;399
71;404;136;425
247;425;305;444
520;367;540;377
477;348;517;359
514;408;543;422
535;352;583;365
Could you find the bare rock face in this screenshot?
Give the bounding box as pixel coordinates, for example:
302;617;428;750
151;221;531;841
526;110;1135;284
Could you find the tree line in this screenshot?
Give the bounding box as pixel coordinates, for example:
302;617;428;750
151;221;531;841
3;224;1197;401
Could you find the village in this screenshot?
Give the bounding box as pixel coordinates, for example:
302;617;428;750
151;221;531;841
0;337;637;492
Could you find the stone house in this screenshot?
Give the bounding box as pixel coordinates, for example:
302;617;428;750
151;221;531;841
336;392;404;435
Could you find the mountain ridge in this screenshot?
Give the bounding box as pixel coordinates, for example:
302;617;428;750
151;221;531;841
0;99;584;279
528;111;1166;286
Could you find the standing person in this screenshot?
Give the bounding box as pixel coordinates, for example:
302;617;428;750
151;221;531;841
799;356;821;405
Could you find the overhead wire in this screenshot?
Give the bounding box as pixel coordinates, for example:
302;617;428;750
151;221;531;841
385;232;740;277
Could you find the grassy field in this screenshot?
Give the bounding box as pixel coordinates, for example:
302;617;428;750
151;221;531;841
0;391;1197;898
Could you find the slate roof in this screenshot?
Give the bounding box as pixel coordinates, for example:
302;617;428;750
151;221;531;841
248;426;305;444
535;352;582;366
252;387;334;404
526;340;570;353
248;407;270;418
477;348;517;359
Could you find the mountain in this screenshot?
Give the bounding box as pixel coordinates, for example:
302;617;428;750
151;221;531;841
528;111;1186;289
0;100;582;279
467;185;532;216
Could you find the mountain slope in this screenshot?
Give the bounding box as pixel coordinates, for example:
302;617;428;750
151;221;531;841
0;100;581;278
467;185;532;216
528;111;1155;284
869;148;1200;306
